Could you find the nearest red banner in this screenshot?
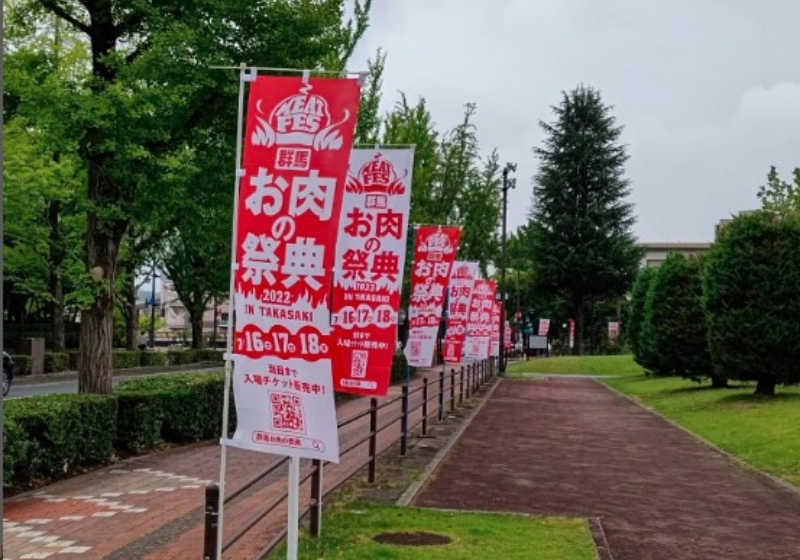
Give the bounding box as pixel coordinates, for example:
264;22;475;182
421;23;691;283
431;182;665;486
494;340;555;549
228;75;361;463
443;261;479;364
464;279;496;359
404;226;462;368
330;148;415;396
539;318;551;337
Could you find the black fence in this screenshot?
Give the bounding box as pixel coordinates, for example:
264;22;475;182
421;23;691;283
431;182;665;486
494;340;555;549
203;358;497;560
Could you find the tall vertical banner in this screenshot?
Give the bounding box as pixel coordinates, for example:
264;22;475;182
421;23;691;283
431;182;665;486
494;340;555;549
404;226;462;367
568;319;576;350
227;75;360;463
443;261;479;364
490;301;501;358
539;318;551;337
504;320;512;350
330;148;414;396
608;321;620;345
464;280;497;359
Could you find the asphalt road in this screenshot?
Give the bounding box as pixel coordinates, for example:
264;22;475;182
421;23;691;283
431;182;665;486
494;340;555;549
5;366;223;399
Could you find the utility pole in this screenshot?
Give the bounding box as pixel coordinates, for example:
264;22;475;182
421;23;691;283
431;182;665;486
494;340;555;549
499;162;517;374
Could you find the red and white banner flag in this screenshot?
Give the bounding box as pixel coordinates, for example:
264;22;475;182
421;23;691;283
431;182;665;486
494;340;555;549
404;226;462;367
538;318;551;337
504;320;512;350
227;75;361;463
569;319;576;349
608;321;620;345
490;301;501;358
464;279;496;359
443;261;479;364
330;148;414;396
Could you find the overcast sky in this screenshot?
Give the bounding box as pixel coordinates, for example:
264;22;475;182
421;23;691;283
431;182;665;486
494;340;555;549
349;0;800;242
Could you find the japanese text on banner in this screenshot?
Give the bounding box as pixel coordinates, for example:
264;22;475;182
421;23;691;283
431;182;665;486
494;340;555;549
331;148;414;396
227;75;360;463
404;226;462;368
443;261;479;364
464;279;496;360
490;301;501;358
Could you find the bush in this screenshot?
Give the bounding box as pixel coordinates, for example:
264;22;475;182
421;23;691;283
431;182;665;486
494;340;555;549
703;211;800;396
3;394;117;484
167;349;198;365
112;350;142;369
66;350;81;370
115;372;231;450
628;267;657;369
643;253;720;385
9;355;33;376
44;352;70;373
390;351;410;383
139;351;169;367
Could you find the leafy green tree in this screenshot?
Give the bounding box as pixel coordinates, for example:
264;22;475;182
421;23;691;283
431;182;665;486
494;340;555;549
529;85;642;354
643;254;722;386
627;267;656;368
354;48;386;145
29;0;372;393
703;211;800;396
757;165;800;217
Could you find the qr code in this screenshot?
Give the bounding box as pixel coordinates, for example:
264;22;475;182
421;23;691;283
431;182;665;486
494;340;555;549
351;350;368;378
409;341;422;358
270;392;306;434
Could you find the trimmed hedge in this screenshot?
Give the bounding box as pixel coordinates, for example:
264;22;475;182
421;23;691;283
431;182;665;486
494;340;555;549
8;348;224;377
3;394;117;486
115;372;231;451
44;352;70;374
390;351;410;383
9;355;33;376
3;371;231;488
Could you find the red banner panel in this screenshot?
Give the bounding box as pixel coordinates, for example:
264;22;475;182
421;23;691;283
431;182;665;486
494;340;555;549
404;226;462;368
443;261;479;364
330;148;414;396
227;75;360;462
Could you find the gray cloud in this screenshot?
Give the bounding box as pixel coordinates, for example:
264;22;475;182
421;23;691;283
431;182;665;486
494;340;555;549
350;0;800;241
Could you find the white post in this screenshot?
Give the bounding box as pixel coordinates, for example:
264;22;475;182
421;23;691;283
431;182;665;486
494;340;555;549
217;62;251;560
287;456;301;560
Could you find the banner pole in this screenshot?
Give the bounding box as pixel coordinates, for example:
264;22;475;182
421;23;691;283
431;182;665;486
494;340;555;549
287;456;301;560
404;225;419;393
217;62;252;560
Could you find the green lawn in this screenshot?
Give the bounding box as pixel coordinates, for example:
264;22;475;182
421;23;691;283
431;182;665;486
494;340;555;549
507;354;643;377
606;374;800;487
271;502;597;559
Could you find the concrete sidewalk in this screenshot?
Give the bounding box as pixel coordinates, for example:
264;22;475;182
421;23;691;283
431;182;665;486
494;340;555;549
3;365;474;559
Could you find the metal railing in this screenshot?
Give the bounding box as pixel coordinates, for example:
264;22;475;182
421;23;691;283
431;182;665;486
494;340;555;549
203;357;497;560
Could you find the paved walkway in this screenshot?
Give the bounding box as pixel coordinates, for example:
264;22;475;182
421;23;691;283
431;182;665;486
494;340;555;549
414;378;800;560
3;364;480;560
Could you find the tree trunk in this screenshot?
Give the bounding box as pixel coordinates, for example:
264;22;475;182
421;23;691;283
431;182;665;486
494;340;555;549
190;306;205;349
710;373;728;389
48;199;66;351
79;168;125;395
121;263;138;351
754;376;776;397
574;301;585;356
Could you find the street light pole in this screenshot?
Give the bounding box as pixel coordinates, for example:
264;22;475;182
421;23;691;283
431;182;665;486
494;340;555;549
149;264;159;349
499;162;517;375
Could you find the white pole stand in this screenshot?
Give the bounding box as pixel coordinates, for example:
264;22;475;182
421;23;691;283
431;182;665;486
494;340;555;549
287;456;301;560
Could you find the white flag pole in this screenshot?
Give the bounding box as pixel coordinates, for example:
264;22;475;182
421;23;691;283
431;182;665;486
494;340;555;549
217;62;254;560
287;456;301;560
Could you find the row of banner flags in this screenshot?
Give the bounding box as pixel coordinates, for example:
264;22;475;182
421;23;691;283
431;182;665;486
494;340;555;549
222;73;509;465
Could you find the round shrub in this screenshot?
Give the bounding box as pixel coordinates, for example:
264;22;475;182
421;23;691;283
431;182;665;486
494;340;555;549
702;211;800;396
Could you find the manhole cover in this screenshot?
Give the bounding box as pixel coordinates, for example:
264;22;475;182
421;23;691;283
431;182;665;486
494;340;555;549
372;531;452;546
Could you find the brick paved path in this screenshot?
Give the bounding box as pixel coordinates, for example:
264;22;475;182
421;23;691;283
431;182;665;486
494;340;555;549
414;378;800;560
3;365;480;560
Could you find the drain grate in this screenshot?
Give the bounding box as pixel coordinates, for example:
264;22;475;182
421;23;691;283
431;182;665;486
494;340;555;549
372;531;453;546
